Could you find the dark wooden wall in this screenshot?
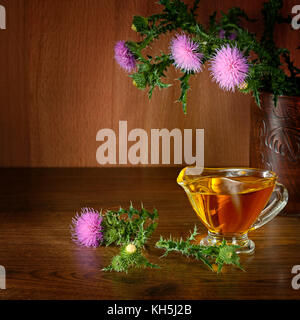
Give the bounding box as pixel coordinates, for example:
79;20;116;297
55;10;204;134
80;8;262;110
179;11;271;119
0;0;299;167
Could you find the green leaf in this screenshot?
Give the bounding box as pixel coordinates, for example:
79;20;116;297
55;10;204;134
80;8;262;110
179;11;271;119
131;72;147;89
126;41;140;54
253;89;261;108
132;16;149;34
178;73;191;114
156;228;244;273
102;204;158;248
209;11;217;32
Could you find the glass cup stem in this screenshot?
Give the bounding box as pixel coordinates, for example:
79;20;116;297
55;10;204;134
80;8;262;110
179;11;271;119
200;231;255;254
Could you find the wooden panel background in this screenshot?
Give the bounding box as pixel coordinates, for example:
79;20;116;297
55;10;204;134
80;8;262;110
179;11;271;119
0;0;299;167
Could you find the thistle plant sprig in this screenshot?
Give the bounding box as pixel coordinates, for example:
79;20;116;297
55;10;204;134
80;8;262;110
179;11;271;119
71;206;244;274
101;204;160;273
102;243;159;273
102;203;158;247
71;205;159;273
155;226;244;273
115;0;300;113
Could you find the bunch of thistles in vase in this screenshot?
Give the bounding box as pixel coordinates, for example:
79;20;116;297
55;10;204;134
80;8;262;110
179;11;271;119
113;0;300;112
115;33;248;93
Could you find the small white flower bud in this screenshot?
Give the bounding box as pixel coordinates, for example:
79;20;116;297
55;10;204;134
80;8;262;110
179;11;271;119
125;243;137;254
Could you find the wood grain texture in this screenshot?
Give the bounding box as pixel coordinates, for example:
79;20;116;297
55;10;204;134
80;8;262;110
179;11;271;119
0;0;27;166
0;167;299;300
0;0;299;167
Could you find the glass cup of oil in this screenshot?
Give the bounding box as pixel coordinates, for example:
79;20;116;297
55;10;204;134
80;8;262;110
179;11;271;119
177;167;288;254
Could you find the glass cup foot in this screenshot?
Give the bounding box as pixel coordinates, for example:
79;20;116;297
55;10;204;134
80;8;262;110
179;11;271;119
200;231;255;254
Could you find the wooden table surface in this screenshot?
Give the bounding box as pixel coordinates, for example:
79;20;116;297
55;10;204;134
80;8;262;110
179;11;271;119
0;168;299;300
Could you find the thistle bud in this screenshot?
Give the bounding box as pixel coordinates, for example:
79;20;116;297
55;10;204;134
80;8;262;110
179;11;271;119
239;82;248;90
125;243;137;254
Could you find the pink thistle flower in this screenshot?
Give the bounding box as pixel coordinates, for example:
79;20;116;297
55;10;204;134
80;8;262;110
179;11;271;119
228;33;237;40
219;29;225;39
219;29;237;40
210;45;249;92
170;34;203;73
71;208;103;248
114;40;136;72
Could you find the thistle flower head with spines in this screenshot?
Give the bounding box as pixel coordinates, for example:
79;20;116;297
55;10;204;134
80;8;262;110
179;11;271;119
210;45;249;92
114;40;137;73
170;34;203;73
71;207;103;248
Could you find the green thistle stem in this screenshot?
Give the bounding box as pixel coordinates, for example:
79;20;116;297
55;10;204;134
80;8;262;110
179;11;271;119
155;226;244;273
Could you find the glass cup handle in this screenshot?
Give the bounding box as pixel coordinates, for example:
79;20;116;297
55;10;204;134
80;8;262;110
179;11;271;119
251;182;288;231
